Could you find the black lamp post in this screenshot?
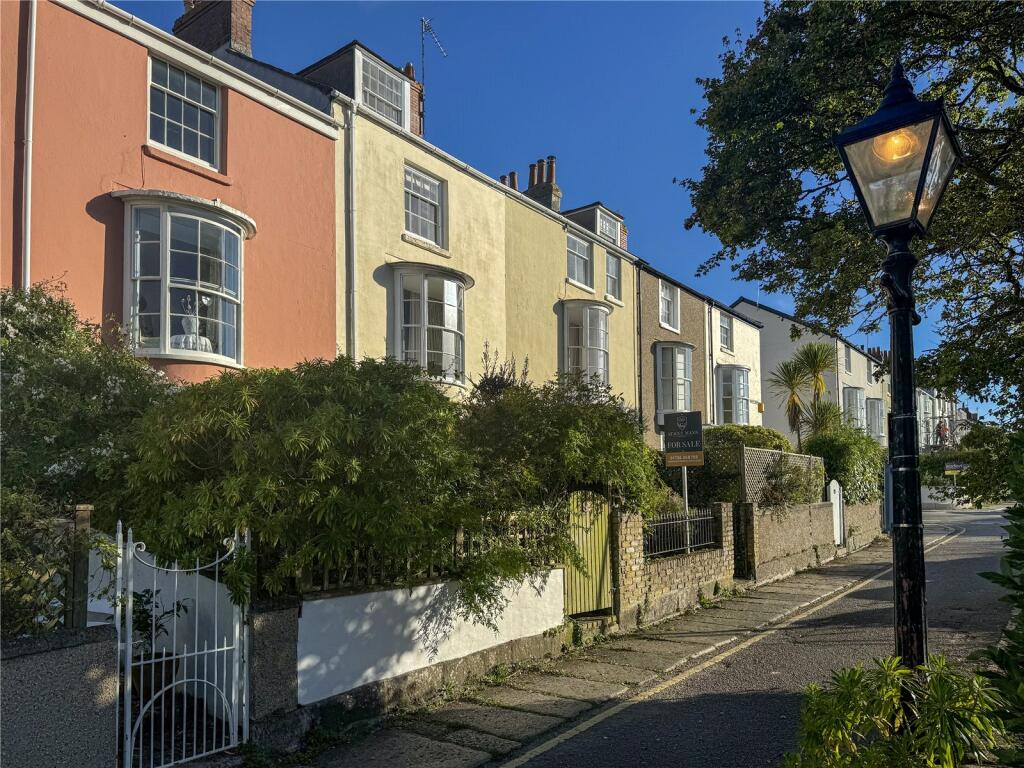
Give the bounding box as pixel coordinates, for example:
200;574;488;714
834;61;963;669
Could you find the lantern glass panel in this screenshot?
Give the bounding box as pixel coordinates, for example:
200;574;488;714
917;121;957;229
844;118;934;226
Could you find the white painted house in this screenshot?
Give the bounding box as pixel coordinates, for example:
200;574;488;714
732;298;889;447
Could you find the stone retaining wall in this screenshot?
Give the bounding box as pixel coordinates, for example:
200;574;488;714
613;503;734;630
1;624;118;768
843;501;884;552
735;501;837;584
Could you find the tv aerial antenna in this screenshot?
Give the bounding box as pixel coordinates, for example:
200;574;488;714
420;17;447;135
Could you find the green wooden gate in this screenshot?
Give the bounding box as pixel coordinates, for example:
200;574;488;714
563;489;613;616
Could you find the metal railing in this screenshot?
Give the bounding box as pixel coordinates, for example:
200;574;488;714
644;507;717;559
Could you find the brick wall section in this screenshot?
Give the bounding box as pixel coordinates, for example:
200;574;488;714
613;503;734;630
618;222;628;250
844;501;884;552
173;0;255;57
409;79;424;136
734;501;838;584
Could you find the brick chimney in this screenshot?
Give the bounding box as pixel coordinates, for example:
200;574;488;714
523;154;562;212
403;63;425;137
173;0;255;57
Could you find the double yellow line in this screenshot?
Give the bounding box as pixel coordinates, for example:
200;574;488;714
497;527;964;768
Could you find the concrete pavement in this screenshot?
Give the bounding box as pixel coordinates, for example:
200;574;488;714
315;509;1009;768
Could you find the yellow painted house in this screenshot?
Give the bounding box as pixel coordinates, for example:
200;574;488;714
298;42;640;403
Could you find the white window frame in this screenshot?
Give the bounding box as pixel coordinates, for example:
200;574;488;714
567;234;593;290
392;268;466;385
605;253;622;302
655;344;693;426
597;211;620;244
843;386;867;429
356;49;409;130
720;314;734;351
866;397;885;438
404;165;446;246
563;302;610;385
659;280;679;331
844;344;853;373
122;201;244;367
147;57;220;170
717;366;750;425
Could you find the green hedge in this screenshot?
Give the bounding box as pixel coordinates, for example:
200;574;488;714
804;424;885;505
683;424;793;507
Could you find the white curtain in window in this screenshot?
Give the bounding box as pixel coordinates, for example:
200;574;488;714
843;387;867;429
656;345;692;422
565;303;609;385
398;271;465;382
718;367;749;424
866;398;884;437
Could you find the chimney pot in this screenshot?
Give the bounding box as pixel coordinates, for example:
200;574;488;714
509;171;519;191
403;63;416;80
536;158;546;186
500;175;508;186
528;163;538;187
546;155;556;184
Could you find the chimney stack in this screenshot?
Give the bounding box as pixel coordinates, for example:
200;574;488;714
508;171;519;191
500;175;508;186
523;153;562;211
173;0;255;57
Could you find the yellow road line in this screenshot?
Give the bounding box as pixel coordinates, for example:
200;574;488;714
496;527;964;768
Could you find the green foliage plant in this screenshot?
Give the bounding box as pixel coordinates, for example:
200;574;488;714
0;284;169;511
919;421;1016;508
759;454;825;514
792;342;837;405
767;360;812;450
804;423;886;505
783;655;1005;768
802;400;844;440
685;424;793;506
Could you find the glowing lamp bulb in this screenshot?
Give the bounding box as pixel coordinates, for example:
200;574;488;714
872;128;919;163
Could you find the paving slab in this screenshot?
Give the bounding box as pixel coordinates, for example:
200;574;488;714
551;658;658;686
509;671;628;703
401;718;521;756
641;627;738;648
317;728;489;768
605;635;712;659
471;685;592;719
428;701;563;742
584;646;682;672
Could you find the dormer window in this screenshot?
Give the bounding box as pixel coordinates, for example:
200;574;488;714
598;211;620;244
361;56;404;126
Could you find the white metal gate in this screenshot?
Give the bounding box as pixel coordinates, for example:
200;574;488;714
115;523;248;768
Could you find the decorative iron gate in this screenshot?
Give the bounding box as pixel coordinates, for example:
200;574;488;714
115;523;248;768
563;489;613;617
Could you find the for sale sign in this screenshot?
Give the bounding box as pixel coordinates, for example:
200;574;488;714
664;411;704;467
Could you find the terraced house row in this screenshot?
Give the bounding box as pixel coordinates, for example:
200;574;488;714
3;0;963;448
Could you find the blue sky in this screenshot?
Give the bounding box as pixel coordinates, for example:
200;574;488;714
121;1;970;407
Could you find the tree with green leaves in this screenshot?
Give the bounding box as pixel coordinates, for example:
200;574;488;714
683;2;1023;424
792;342;836;405
767;360;812;450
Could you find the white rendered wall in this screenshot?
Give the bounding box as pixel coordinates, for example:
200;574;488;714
296;569;565;705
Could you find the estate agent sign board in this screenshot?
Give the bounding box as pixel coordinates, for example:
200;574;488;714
664;411;704;467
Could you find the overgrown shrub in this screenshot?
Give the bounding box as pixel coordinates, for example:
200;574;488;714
976;431;1024;763
919;422;1016;507
804;424;885;505
686;424;792;506
1;284;169;510
0;489;113;639
759;454;824;512
783;655;1005;768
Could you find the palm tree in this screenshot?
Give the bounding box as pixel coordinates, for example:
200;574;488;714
793;342;837;405
801;400;843;439
766;360;811;450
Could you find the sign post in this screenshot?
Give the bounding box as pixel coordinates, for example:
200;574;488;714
663;411;704;513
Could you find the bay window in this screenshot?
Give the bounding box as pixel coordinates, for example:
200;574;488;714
564;302;609;385
656;344;692;425
843;386;867;429
123;198;248;365
867;398;885;438
717;366;749;424
396;269;465;383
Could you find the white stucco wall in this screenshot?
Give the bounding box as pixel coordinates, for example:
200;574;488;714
296;569;565;705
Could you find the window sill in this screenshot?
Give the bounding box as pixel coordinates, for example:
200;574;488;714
719;346;736;357
402;232;450;258
605;294;624;307
659;322;679;333
142;145;232;186
136;349;244;370
566;278;596;294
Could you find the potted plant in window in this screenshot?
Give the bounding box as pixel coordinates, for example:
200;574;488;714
130;589;188;701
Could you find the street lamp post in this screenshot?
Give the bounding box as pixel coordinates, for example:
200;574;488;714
833;60;963;669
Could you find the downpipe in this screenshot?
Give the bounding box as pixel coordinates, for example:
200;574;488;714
21;0;38;290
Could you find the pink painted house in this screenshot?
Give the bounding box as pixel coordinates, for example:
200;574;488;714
2;0;339;382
